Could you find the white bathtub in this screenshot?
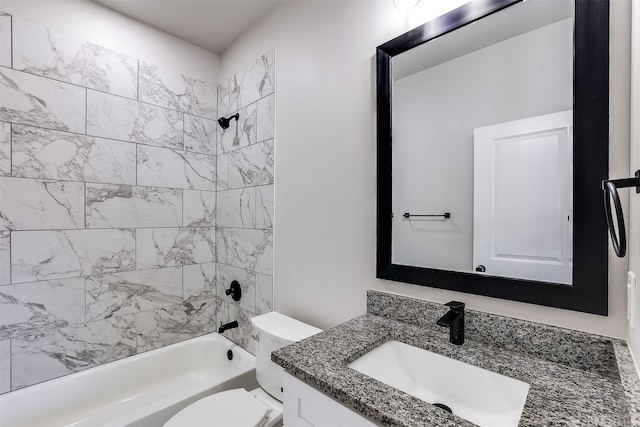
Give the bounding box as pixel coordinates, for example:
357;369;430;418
0;333;258;427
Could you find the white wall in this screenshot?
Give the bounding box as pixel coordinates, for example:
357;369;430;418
0;0;218;81
629;0;640;372
225;0;631;337
392;19;572;272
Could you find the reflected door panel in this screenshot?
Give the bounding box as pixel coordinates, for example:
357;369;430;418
473;110;572;284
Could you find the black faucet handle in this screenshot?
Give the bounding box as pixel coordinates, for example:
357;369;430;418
225;280;242;301
445;301;465;312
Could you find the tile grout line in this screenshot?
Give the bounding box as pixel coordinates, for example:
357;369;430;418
135;142;138;186
10;13;13;70
9;122;12;178
136;59;140;101
1;65;215;120
9;338;11;392
182;264;189;302
12;176;212;193
5;225;223;233
8;121;12;287
133;227;138;282
83;276;87;324
2;44;273;377
8;230;11;288
83;182;87;230
7;119;241;157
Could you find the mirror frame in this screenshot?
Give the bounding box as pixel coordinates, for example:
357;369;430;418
376;0;610;315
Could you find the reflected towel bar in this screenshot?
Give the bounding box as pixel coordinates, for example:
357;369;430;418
602;170;640;258
403;212;451;219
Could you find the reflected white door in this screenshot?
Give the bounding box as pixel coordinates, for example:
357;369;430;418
473;111;572;284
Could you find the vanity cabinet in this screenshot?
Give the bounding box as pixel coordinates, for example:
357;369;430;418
282;372;378;427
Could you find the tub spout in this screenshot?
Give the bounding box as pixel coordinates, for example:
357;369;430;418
219;321;239;334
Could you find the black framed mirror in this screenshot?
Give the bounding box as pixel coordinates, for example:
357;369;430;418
376;0;609;315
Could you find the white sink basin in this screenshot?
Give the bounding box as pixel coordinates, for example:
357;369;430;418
347;340;529;427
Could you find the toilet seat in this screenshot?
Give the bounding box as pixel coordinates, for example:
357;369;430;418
164;388;269;427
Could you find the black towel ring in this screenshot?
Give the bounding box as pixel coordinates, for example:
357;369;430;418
602;170;640;258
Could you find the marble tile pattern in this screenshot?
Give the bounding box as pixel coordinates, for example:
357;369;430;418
12;18;138;99
217;188;256;229
1;177;85;230
183;262;216;302
135;298;216;352
0;67;86;133
216;298;255;355
139;61;217;119
217;81;230;118
217;227;273;275
0;13;10;68
0;339;9;393
256;185;274;229
136;227;216;269
11;125;136;184
0;278;86;339
0;122;9;176
11;229;136;284
0;11;228;393
184;114;216;155
11;315;137;390
227;139;274;189
0;231;9;285
85;184;182;229
216;140;274;193
216;263;256;313
218;102;256;154
254;273;273;315
273;292;640;427
216;153;230;191
1;14;275;391
137;144;216;191
229;49;275;111
212;49;276;355
87;90;184;149
183;190;216;228
257;94;275;143
86;267;182;321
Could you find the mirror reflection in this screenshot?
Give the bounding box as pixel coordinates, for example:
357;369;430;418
391;0;574;284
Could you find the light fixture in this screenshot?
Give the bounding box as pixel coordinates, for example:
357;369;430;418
393;0;420;9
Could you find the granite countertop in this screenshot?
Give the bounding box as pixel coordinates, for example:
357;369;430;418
272;291;640;426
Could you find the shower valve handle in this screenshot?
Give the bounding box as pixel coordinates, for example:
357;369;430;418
225;280;242;301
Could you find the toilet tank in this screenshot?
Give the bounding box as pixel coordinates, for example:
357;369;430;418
250;312;322;401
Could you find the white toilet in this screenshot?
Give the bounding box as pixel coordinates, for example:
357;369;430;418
164;312;322;427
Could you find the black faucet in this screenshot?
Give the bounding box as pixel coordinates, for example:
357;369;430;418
219;320;239;334
437;301;465;345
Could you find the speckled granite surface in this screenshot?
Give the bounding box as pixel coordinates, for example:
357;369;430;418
272;291;640;426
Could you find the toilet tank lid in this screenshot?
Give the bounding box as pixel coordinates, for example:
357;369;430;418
251;312;322;342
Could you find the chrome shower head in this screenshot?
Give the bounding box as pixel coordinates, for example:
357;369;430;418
218;113;240;129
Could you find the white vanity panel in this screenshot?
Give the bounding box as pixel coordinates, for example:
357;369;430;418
283;372;378;427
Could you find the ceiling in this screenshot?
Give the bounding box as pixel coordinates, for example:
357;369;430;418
93;0;281;55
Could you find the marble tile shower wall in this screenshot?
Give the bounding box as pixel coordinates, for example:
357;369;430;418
216;50;275;355
0;12;225;393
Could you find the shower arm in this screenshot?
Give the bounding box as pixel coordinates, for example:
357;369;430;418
217;113;240;129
